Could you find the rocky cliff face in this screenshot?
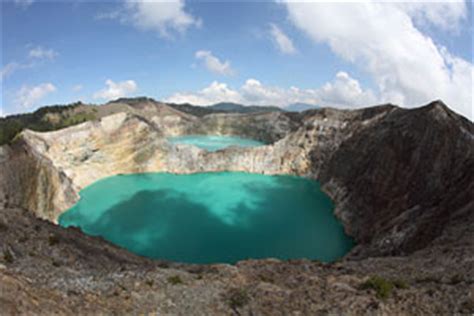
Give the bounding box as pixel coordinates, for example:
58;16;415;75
1;99;473;314
1;100;472;258
320;102;474;257
0;107;305;222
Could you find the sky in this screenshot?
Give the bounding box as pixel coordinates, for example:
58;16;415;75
1;0;473;119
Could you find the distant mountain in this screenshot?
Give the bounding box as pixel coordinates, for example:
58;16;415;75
209;102;283;113
286;103;320;112
166;102;283;116
166;103;227;117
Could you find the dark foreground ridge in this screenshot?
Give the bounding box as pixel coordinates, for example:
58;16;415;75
0;99;473;314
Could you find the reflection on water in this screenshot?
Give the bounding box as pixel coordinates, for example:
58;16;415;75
59;172;354;264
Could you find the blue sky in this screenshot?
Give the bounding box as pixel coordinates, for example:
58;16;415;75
1;0;473;119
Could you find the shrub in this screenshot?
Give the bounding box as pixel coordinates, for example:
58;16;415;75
360;276;394;300
167;275;183;285
227;288;250;309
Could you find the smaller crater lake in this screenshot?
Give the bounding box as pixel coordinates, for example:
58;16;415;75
59;172;354;264
167;135;265;152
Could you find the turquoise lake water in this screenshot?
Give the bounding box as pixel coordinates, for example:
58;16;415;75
167;135;265;152
59;172;354;264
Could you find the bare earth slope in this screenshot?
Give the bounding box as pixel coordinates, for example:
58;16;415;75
0;100;473;314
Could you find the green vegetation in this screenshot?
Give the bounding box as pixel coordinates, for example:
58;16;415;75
360;276;409;299
61;112;96;126
0;102;96;145
227;288;250;309
167;275;183;285
0;119;23;145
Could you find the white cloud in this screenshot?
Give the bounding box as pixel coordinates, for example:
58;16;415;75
72;84;83;92
100;0;201;38
269;24;297;55
165;72;376;108
281;1;473;119
1;61;38;81
195;50;234;76
317;71;377;107
1;62;22;80
13;0;34;9
93;79;138;100
2;46;57;80
165;81;242;105
395;1;468;33
29;46;58;60
239;79;283;105
15;83;56;109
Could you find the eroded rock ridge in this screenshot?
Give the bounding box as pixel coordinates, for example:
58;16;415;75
1;99;473;314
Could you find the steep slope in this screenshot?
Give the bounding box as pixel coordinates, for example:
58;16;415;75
1;202;473;315
0;109;302;221
0;100;473;314
2;100;471;258
187;111;300;143
319;101;474;256
0;113;167;220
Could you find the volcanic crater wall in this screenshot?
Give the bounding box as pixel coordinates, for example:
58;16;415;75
1;100;473;258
